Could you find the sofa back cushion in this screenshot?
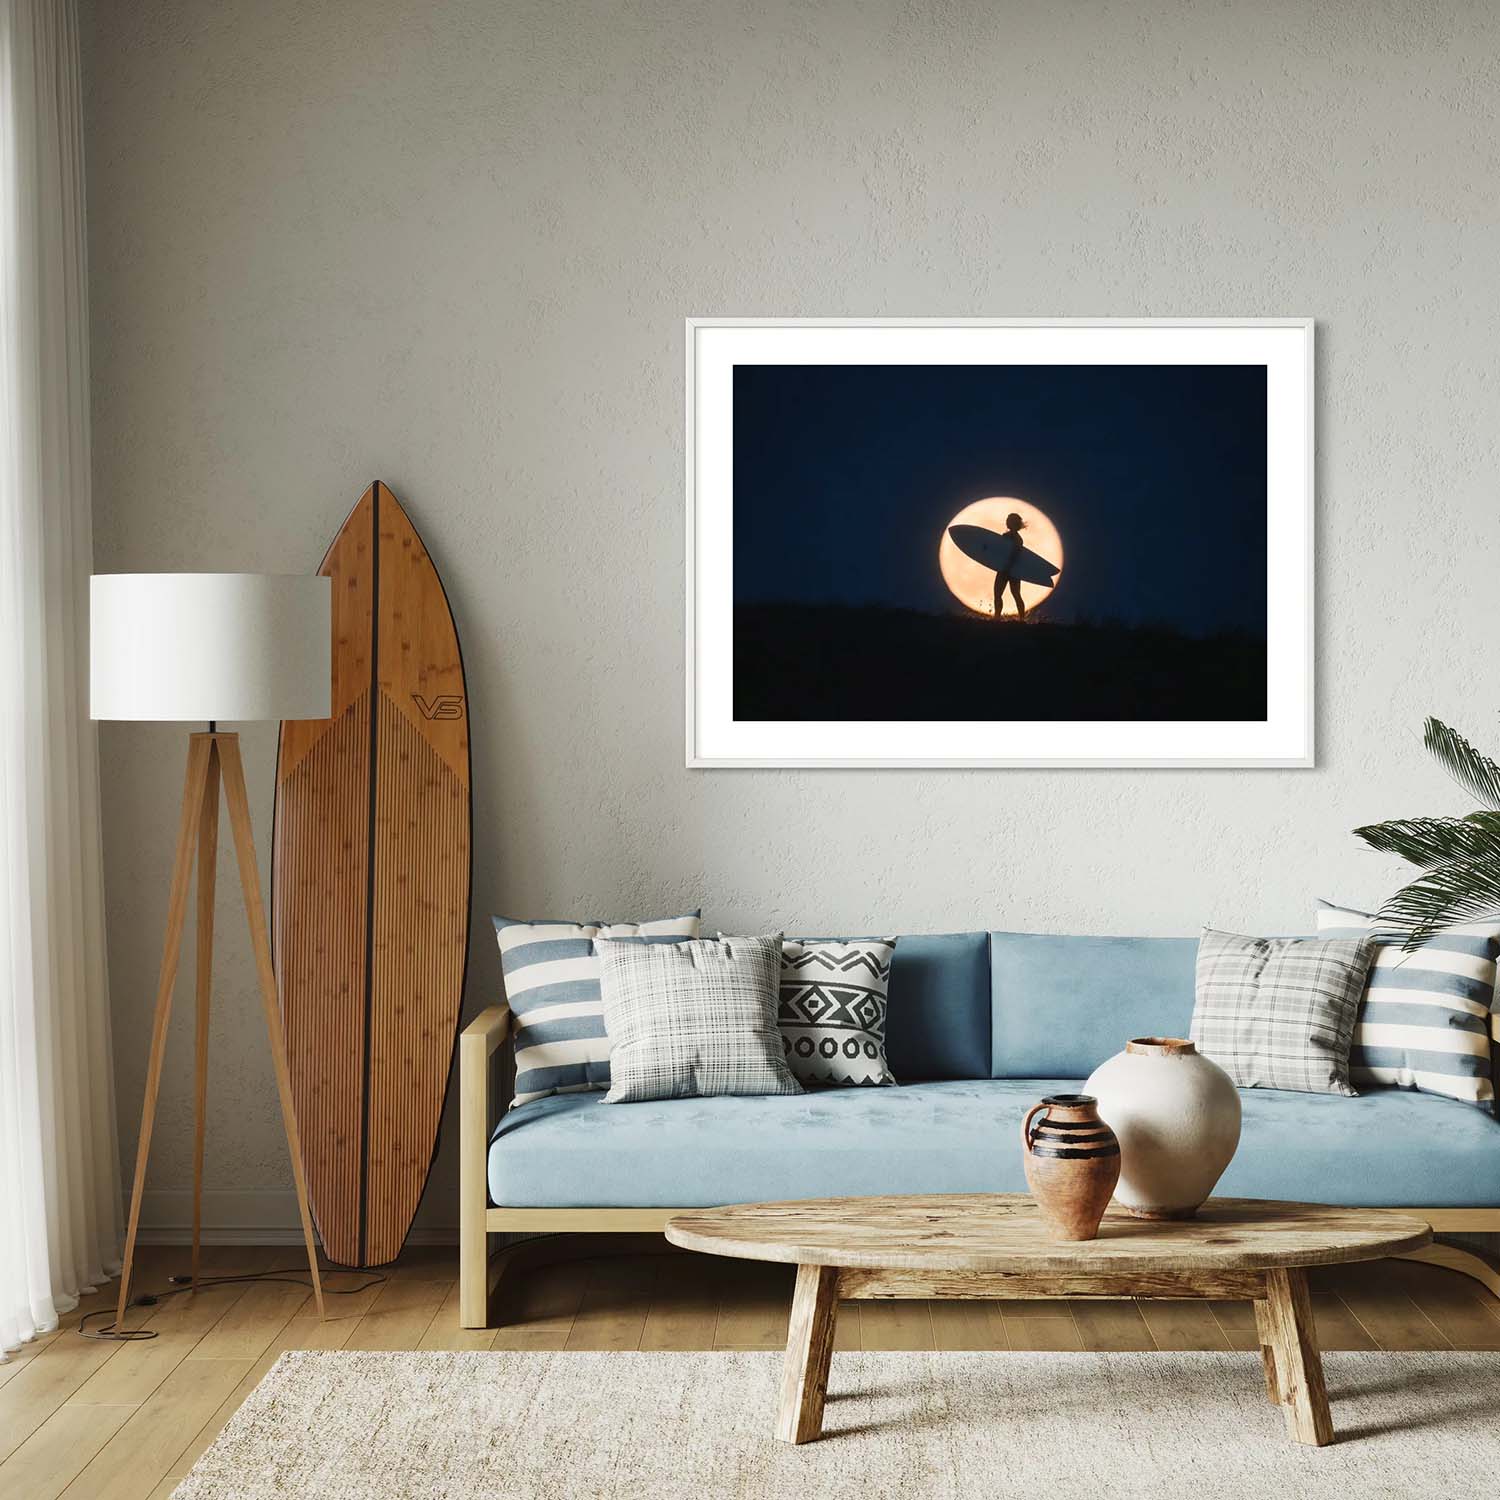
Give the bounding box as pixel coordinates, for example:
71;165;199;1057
989;931;1198;1079
883;931;991;1080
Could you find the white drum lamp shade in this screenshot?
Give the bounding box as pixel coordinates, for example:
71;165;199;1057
90;573;331;722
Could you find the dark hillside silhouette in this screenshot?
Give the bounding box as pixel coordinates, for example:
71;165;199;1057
734;604;1267;722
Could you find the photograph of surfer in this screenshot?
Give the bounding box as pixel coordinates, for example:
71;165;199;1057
729;361;1269;722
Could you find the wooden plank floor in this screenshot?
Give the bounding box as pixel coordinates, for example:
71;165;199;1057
1;1242;1497;1498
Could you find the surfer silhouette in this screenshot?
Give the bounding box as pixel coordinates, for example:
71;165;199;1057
946;513;1060;620
993;512;1028;619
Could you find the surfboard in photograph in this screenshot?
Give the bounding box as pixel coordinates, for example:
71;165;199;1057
272;481;471;1267
947;524;1060;586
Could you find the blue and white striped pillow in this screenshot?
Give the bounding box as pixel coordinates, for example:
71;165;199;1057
1316;900;1500;1112
493;912;700;1107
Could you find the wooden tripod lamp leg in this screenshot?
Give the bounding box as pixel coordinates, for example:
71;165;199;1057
217;736;325;1318
115;737;213;1330
190;742;221;1290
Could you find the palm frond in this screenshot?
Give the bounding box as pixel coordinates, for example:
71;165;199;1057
1424;718;1500;811
1354;815;1500;869
1376;859;1500;950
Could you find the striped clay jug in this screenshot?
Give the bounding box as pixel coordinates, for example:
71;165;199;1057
1021;1092;1121;1242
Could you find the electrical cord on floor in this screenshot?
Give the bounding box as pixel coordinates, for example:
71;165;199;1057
78;1266;388;1341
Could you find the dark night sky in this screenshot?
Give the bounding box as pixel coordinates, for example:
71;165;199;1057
732;364;1268;637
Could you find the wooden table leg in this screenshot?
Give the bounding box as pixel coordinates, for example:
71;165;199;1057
1262;1267;1333;1446
776;1264;839;1444
1253;1298;1282;1405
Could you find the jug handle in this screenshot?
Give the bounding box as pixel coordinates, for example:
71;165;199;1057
1021;1101;1049;1152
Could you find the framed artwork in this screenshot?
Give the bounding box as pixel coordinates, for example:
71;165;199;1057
686;317;1313;769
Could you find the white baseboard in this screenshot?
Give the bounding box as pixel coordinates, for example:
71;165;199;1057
130;1188;458;1247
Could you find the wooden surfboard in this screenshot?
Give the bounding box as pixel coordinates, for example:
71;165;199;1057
272;482;471;1267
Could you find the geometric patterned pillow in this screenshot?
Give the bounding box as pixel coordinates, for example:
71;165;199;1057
777;938;897;1087
492;911;700;1107
1316;900;1500;1113
596;935;801;1104
1190;927;1376;1095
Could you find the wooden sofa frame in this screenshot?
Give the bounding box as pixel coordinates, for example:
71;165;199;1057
457;1001;1500;1329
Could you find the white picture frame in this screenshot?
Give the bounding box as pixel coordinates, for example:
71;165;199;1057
686;317;1314;769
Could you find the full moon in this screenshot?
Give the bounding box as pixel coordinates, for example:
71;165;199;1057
938;496;1065;617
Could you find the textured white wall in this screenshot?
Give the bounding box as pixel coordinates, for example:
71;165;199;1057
81;0;1500;1239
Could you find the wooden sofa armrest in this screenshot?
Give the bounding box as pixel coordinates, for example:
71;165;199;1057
461;1000;513;1059
459;1001;511;1327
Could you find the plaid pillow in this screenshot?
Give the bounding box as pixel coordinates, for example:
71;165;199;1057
1317;900;1500;1113
493;911;700;1107
1190;928;1377;1095
778;938;897;1087
596;934;802;1104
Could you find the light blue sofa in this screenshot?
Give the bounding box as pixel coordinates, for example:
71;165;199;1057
458;930;1500;1327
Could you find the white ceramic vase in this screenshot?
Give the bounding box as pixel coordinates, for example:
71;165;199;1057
1083;1037;1241;1219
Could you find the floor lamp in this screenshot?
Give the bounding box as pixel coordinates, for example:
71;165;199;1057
91;573;332;1327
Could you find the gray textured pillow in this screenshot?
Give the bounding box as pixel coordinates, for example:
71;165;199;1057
597;934;802;1104
1190;927;1377;1095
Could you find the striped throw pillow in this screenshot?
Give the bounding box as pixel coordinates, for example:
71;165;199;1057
492;912;700;1107
1316;900;1500;1112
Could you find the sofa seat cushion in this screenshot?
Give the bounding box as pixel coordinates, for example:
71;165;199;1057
489;1078;1500;1209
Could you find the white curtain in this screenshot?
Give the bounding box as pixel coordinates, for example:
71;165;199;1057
0;0;120;1354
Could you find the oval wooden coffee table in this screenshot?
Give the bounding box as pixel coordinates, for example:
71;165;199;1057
665;1195;1430;1448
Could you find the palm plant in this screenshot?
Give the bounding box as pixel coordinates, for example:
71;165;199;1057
1354;718;1500;950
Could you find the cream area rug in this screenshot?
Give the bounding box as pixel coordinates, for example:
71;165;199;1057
174;1349;1493;1499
